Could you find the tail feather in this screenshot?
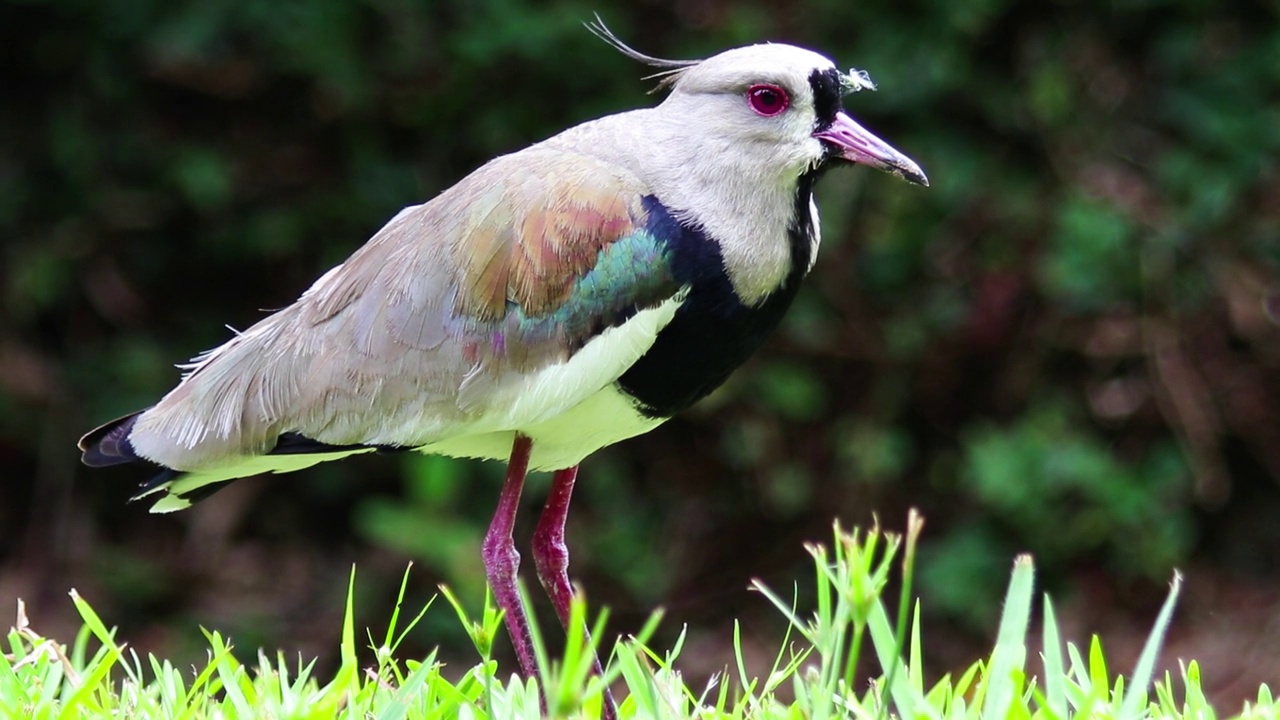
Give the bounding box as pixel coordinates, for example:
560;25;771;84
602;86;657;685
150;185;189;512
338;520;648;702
131;468;226;513
79;411;146;467
132;467;184;497
144;479;234;511
82;417;385;512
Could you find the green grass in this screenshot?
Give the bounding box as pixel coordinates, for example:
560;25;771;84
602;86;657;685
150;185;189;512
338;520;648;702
3;512;1275;719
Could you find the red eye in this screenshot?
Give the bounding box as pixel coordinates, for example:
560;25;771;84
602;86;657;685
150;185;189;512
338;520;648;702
747;84;789;116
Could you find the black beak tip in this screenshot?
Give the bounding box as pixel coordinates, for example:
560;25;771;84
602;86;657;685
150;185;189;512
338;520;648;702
901;166;929;187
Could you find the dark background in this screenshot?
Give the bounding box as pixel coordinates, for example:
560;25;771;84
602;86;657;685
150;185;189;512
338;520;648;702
3;0;1279;708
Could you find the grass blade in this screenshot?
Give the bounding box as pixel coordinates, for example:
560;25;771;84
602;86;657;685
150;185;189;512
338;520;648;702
1120;571;1183;718
978;554;1034;720
1041;595;1067;720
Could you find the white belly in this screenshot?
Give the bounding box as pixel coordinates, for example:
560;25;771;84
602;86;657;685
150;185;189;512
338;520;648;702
423;383;667;470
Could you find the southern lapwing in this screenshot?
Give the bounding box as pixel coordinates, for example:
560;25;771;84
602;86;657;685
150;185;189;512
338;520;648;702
80;25;926;716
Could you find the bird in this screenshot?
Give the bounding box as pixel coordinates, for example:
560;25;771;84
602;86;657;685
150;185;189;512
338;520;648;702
79;23;926;717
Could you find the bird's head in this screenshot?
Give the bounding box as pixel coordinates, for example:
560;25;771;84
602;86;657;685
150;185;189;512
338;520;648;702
592;23;928;188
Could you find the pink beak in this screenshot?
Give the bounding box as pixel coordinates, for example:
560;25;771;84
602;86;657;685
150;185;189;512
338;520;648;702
814;111;928;186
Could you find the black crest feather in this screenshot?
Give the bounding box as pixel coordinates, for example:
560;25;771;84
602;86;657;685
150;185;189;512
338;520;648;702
586;15;699;91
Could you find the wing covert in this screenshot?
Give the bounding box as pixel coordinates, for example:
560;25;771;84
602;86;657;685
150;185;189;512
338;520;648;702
129;148;686;468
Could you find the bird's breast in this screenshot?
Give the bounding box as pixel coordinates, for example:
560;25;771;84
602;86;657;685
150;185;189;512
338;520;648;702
616;273;802;417
616;196;813;417
416;292;685;469
423;384;668;471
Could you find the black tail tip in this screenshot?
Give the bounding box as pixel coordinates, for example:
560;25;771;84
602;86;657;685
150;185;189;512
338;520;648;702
79;411;144;467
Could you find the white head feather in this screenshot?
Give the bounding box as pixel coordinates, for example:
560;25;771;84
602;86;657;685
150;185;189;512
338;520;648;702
564;26;854;303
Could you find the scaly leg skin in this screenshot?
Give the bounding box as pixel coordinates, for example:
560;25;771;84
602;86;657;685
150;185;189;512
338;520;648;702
481;434;540;681
532;465;618;720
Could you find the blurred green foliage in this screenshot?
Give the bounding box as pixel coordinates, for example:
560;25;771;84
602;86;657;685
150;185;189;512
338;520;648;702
3;0;1279;692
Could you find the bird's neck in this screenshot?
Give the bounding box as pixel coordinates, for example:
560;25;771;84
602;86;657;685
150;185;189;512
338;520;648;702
548;110;820;306
660;161;812;306
648;123;818;305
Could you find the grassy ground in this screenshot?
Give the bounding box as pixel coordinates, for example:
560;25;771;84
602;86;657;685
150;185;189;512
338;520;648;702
3;513;1274;719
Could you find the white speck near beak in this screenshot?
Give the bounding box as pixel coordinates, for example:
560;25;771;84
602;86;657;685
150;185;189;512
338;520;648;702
814;111;929;186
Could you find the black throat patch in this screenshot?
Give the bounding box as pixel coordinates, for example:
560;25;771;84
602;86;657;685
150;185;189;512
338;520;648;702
616;189;817;418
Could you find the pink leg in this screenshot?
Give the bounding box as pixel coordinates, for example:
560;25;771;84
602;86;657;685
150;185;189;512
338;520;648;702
532;466;617;720
481;434;539;680
531;466;580;625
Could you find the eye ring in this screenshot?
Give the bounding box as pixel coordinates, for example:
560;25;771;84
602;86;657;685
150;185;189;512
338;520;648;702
746;84;790;116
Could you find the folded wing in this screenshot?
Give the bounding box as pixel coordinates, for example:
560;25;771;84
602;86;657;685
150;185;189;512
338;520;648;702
81;148;685;506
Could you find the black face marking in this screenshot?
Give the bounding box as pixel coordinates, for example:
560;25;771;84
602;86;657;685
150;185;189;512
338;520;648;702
617;195;815;417
808;67;844;132
791;166;826;253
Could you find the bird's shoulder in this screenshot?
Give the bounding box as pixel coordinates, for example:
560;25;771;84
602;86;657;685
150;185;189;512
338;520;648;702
300;144;688;339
